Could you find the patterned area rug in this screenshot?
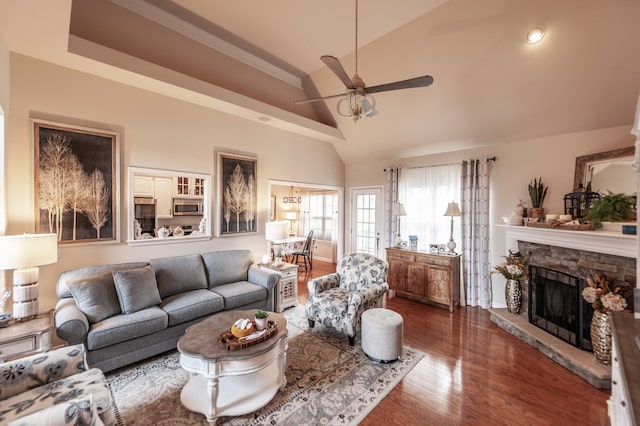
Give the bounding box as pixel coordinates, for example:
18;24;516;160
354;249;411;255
106;305;423;425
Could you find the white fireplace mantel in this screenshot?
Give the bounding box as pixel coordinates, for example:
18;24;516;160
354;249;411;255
498;224;637;259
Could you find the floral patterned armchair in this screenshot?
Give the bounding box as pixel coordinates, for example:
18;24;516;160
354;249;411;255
0;344;115;425
305;252;389;345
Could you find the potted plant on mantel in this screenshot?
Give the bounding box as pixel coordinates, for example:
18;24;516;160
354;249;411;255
528;177;548;219
582;191;636;231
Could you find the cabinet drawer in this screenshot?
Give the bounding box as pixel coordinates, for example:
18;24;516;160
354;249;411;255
387;251;415;262
279;269;297;278
414;255;451;267
0;336;36;357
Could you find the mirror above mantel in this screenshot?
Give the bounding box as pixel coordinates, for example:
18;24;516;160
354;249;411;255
573;146;635;194
127;166;212;246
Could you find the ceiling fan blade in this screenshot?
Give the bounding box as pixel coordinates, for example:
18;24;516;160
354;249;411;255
321;55;356;90
365;75;434;94
294;92;346;104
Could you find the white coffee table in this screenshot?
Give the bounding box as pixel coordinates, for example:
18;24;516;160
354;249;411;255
177;310;288;424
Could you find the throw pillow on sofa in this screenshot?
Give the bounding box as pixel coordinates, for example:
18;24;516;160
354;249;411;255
67;271;121;323
112;266;161;314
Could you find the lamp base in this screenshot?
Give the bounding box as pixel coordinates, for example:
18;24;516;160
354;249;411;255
446;238;457;255
13;267;40;321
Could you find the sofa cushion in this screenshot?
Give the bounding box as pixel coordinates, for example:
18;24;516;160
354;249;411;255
87;307;167;350
150;254;208;298
112;266;161;314
160;289;224;326
0;368;113;425
66;272;121;323
201;250;253;288
210;281;267;309
56;262;149;299
7;395;104;426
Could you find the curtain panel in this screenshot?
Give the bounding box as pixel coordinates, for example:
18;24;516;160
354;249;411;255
461;158;493;308
384;168;400;248
397;164;462;249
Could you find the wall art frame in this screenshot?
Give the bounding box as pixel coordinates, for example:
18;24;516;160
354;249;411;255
216;151;258;236
33;119;120;245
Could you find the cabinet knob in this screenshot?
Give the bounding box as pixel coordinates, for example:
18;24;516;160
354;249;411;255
612;380;617;385
621;401;626;407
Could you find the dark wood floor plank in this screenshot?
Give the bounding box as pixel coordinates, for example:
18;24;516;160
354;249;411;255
297;260;610;425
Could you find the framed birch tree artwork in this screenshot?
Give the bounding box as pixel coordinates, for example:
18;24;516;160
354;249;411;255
33;120;120;244
216;151;257;236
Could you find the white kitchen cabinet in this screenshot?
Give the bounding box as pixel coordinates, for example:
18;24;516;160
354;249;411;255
175;176;205;198
155;177;173;218
133;175;154;197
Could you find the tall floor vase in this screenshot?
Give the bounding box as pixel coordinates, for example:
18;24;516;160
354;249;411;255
590;310;612;365
505;279;522;314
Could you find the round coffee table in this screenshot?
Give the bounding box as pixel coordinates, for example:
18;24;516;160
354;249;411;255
177;310;288;424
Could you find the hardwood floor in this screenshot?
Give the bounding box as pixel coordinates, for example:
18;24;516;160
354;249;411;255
297;260;610;426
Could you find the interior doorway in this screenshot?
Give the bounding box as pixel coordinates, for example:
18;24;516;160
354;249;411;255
350;187;383;257
268;180;343;263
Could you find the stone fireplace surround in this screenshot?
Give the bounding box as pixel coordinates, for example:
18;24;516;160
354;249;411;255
490;225;637;388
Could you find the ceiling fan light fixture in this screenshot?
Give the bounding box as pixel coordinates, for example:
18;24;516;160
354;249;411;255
526;26;545;44
337;91;376;122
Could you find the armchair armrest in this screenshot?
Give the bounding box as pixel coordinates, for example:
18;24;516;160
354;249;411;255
54;298;89;345
307;273;340;297
0;344;87;400
346;282;390;317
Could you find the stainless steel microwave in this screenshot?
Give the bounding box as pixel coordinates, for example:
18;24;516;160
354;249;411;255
173;198;203;216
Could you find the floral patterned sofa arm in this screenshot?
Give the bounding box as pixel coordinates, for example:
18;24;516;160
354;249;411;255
0;344;88;401
307;273;340;296
346;283;390;316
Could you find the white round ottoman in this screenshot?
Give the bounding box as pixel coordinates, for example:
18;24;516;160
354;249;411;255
361;308;403;363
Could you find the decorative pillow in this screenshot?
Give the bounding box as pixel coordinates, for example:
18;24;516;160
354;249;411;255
66;272;121;323
112;266;161;314
7;395;104;426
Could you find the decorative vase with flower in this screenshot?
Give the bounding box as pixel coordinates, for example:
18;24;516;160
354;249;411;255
492;250;528;314
581;273;629;365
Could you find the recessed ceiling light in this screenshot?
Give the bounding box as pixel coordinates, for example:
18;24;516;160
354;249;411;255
526;27;545;44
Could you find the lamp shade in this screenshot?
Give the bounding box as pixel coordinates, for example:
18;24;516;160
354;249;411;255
444;202;462;217
284;211;298;220
0;233;58;269
392;203;407;216
265;221;288;242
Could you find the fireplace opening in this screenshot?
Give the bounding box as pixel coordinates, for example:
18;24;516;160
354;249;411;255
528;266;593;351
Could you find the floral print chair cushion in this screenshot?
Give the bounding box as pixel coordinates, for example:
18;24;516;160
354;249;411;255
305;253;389;345
0;345;115;425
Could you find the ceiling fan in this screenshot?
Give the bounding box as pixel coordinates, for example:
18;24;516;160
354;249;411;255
295;0;434;122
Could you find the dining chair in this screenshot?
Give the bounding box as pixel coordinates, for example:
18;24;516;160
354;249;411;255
291;230;313;271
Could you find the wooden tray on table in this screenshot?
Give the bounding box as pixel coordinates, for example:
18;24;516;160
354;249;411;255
218;320;278;350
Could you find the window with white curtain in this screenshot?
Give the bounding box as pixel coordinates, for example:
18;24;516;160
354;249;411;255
309;193;333;241
398;164;462;250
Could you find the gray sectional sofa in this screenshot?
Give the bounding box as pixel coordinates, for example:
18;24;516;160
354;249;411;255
54;250;278;372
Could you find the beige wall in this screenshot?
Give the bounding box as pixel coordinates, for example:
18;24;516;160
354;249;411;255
5;53;345;309
346;124;636;307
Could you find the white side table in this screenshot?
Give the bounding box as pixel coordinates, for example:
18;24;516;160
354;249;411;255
259;262;298;312
0;310;55;361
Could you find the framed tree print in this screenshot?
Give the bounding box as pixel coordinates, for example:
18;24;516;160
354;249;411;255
33;119;120;244
216;151;257;236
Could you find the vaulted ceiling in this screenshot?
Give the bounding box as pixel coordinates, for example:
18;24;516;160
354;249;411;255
2;0;640;165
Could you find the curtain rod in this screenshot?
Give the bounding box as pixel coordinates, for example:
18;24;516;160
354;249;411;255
384;157;495;172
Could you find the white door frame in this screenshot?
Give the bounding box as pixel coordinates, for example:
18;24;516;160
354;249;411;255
349;186;384;257
268;179;344;261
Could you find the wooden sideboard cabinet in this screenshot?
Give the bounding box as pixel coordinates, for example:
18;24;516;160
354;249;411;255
386;248;461;312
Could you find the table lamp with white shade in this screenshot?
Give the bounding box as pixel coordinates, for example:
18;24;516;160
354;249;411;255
264;221;288;266
0;233;58;320
443;202;462;255
284;211;298;236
